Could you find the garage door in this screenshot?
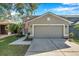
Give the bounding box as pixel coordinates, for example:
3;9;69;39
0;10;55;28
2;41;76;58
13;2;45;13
34;25;63;39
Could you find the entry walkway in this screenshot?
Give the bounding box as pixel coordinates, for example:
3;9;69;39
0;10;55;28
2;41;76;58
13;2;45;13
10;36;31;45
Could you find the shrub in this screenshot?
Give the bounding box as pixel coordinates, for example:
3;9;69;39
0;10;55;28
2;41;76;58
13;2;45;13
74;24;79;30
69;32;74;42
69;32;74;38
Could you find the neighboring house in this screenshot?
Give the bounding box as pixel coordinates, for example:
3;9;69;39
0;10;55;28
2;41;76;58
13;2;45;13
24;12;72;39
0;20;16;35
74;21;79;25
61;15;79;23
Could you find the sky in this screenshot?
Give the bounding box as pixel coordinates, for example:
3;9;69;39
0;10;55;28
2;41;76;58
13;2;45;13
33;3;79;15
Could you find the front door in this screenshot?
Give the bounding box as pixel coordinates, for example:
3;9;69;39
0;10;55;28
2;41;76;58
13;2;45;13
0;25;7;34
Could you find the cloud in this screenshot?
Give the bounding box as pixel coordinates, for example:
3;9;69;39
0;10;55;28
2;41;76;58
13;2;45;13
62;3;79;6
44;3;79;15
45;6;79;12
53;7;74;11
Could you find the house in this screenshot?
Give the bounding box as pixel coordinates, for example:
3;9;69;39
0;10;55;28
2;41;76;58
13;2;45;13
74;21;79;25
0;19;16;35
24;12;72;39
61;15;79;23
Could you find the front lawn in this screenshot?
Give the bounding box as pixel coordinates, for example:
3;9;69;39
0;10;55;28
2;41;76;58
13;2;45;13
0;35;17;46
0;45;29;56
0;35;29;56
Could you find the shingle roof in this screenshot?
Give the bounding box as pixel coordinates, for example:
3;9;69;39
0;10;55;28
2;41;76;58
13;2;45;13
24;13;79;23
0;19;16;25
23;16;39;22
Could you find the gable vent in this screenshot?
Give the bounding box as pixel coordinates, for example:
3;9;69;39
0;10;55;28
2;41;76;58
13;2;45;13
47;17;50;21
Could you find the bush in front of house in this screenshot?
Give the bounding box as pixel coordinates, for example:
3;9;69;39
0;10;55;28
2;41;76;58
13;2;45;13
8;24;18;34
7;23;25;37
69;32;74;42
69;32;74;38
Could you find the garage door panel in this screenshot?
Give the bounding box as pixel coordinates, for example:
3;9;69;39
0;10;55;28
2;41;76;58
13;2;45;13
34;25;63;39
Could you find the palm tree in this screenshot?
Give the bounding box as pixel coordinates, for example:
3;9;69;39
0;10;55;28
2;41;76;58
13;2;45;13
15;3;39;16
29;3;39;15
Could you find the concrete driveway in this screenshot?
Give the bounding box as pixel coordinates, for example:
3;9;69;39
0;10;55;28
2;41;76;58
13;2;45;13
25;39;79;56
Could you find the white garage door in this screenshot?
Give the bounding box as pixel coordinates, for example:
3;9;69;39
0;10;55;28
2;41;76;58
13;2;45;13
34;25;63;39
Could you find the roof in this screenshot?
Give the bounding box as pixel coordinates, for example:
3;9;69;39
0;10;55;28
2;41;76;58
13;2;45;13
24;13;79;24
24;12;73;24
61;16;79;23
23;16;39;22
75;21;79;24
0;19;16;25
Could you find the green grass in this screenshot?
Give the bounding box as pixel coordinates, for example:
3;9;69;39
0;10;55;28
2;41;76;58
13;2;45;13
71;24;79;44
72;37;79;44
70;34;79;44
0;45;29;56
0;35;29;56
0;35;17;46
74;24;79;30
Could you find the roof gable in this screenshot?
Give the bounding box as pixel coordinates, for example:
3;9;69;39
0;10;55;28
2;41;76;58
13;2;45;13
30;12;73;24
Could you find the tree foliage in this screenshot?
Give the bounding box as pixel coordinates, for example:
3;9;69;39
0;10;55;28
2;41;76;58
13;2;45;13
0;3;39;35
7;23;23;34
74;24;79;30
0;3;39;20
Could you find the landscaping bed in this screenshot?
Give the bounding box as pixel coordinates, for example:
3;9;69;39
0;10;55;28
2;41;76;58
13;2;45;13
0;35;29;56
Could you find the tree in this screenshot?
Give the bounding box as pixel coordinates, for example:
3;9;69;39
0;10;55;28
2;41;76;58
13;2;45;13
0;3;13;20
14;3;39;16
74;24;79;30
0;3;39;20
0;3;39;36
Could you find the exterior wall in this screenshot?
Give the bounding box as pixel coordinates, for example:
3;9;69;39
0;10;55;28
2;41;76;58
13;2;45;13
28;14;70;37
64;25;69;38
30;14;69;25
24;22;29;33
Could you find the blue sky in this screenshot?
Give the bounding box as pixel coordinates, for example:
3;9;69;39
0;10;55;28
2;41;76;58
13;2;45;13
33;3;79;15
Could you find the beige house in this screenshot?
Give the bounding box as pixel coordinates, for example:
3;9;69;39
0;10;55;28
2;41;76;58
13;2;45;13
24;12;72;39
0;20;16;35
